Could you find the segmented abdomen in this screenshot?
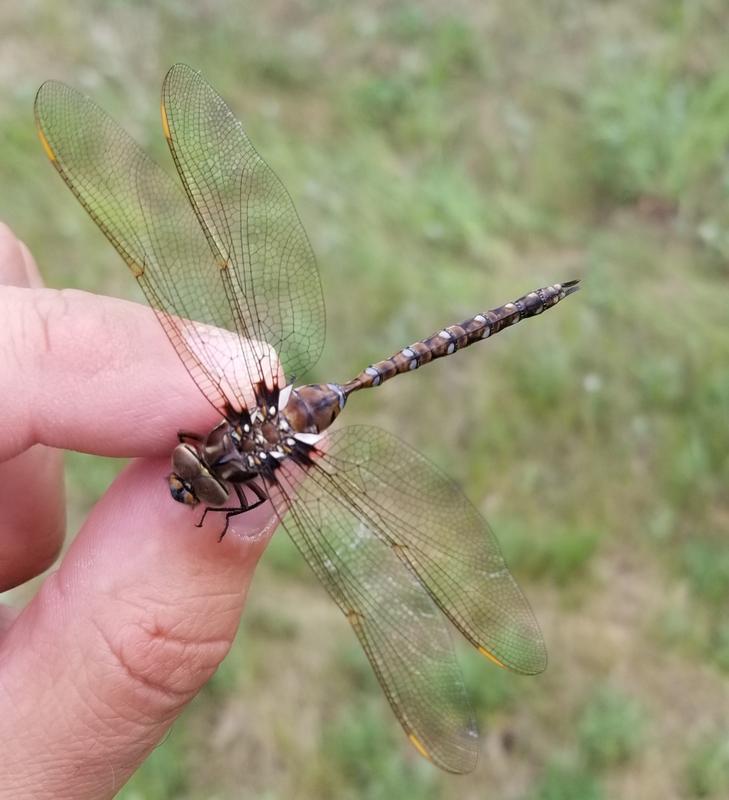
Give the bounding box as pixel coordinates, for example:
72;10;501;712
343;281;578;394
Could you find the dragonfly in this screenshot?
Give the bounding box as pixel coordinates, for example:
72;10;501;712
34;64;578;773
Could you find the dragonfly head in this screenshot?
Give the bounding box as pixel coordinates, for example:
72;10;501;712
169;443;230;508
169;472;199;506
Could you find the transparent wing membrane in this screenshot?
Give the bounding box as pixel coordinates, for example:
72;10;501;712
274;456;479;773
267;424;545;769
161;63;325;383
34;75;323;412
303;427;546;675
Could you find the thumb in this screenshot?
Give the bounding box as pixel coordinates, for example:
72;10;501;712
0;456;277;800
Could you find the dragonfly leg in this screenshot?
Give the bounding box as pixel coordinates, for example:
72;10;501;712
178;430;204;444
216;483;268;541
247;479;268;505
196;481;269;541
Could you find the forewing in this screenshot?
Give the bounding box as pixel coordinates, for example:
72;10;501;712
161;63;325;382
34;80;275;414
274;456;479;773
309;426;547;675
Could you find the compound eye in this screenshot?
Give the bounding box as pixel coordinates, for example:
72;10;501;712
169;473;198;506
172;443;205;481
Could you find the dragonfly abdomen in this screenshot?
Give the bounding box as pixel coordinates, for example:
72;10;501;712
343;281;579;394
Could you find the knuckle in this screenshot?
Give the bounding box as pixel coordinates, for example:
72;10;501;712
26;288;73;363
21;288;120;385
92;617;231;719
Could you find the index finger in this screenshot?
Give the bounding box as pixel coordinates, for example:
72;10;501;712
0;285;224;462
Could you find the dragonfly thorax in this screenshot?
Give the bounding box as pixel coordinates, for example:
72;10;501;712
233;405;299;469
168;384;335;509
169;410;296;506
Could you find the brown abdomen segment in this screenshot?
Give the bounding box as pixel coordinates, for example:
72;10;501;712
343;280;579;394
284;383;347;434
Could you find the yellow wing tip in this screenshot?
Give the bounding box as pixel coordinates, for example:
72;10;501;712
37;128;56;162
478;646;507;669
408;733;430;761
160;103;171;140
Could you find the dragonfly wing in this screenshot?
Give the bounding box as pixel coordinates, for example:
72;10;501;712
274;456;479;773
35;81;290;413
304;425;547;675
161;63;325;383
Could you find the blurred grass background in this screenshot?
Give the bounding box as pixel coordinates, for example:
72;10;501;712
1;1;729;798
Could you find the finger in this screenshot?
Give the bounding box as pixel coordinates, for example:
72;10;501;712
0;445;65;591
0;282;280;589
0;226;64;589
18;239;45;289
0;604;19;639
0;286;223;463
0;455;278;799
0;222;33;287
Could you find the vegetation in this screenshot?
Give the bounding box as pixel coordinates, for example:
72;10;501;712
1;1;728;797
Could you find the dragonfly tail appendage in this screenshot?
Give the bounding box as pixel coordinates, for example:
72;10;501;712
561;278;581;297
343;279;580;396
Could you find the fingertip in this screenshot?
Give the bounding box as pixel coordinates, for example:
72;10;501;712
0;222;31;287
17;239;45;288
76;457;277;566
0;288;221;461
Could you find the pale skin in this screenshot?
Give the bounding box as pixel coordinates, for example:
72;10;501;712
0;223;279;799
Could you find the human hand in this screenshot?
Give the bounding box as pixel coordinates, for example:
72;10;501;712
0;223;278;799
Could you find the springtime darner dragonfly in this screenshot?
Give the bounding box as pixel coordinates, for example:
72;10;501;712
34;64;578;773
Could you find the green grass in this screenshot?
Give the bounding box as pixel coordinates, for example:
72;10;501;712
529;757;604;800
682;541;729;606
2;1;729;798
577;685;646;770
117;726;190;800
312;704;440;800
684;735;729;798
502;522;602;584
